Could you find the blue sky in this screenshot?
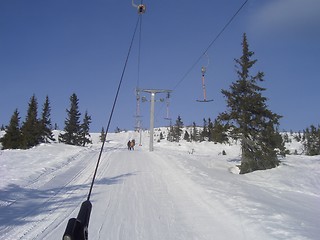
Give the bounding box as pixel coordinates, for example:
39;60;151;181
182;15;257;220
1;0;320;132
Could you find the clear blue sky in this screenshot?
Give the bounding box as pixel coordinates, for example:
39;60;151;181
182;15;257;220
1;0;320;132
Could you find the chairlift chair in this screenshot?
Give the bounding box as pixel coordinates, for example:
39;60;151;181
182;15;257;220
196;54;213;102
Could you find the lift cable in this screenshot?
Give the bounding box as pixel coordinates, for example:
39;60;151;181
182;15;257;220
137;14;143;89
136;0;144;88
63;15;142;240
172;0;249;91
88;16;141;201
153;0;248;126
134;0;145;136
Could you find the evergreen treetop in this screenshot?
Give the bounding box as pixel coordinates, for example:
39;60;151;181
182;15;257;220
21;95;42;149
0;109;22;149
40;95;55;143
173;115;184;142
59;93;82;145
80;110;92;146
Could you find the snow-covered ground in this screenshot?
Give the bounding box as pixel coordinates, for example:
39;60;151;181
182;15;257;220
0;130;319;240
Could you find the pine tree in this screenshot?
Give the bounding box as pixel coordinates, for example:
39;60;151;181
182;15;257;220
211;119;229;144
207;118;214;142
303;125;320;156
21;95;42;149
40;95;55;143
0;109;22;149
173;115;183;142
218;33;283;174
167;126;174;142
80;111;92;146
200;118;208;142
59;93;82;145
160;132;164;140
191;122;199;142
183;130;190;142
100;127;106;143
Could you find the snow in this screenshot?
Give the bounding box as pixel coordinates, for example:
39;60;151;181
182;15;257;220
0;130;319;240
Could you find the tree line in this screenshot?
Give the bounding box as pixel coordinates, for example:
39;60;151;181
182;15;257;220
0;93;92;149
282;126;320;156
167;117;228;144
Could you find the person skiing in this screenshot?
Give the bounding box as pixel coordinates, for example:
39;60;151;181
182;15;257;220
130;139;135;150
127;140;131;150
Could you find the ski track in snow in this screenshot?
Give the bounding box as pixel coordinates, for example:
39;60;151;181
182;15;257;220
0;131;319;240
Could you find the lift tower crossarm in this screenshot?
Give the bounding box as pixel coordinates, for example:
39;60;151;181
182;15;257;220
141;89;172;151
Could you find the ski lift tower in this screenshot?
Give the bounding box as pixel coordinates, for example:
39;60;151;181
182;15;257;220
141;89;172;152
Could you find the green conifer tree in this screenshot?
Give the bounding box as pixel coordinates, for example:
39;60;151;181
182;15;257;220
173;115;183;142
191;122;199;142
303;125;320;156
100;127;106;143
218;33;284;174
0;109;22;149
59;93;82;145
200;118;208;142
207;118;214;142
167;126;174;142
21;95;42;149
40;95;55;143
160;132;164;140
183;130;190;142
211;119;229;144
80;111;92;146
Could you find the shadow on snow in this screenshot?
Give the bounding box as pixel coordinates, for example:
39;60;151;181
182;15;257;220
0;172;135;228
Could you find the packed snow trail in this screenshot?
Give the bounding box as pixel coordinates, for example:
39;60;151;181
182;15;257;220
60;145;251;240
87;149;243;240
0;141;248;240
0;144;122;240
1;131;319;239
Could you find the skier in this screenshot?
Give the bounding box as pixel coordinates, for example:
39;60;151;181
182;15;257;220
127;140;131;150
130;139;135;150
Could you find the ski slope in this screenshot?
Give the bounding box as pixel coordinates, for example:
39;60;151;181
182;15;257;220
0;130;319;239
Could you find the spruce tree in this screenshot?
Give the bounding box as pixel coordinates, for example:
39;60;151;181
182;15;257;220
80;111;92;146
0;109;22;149
173;115;183;142
160;132;164;140
40;95;55;143
207;118;214;142
59;93;82;145
200;118;208;142
167;126;174;142
211;119;228;144
191;122;199;142
218;33;283;174
183;130;190;142
21;95;42;149
100;127;106;143
303;125;320;156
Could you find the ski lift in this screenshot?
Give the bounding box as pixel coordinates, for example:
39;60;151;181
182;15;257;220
132;0;146;14
141;96;148;102
164;92;172;120
197;53;213;102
